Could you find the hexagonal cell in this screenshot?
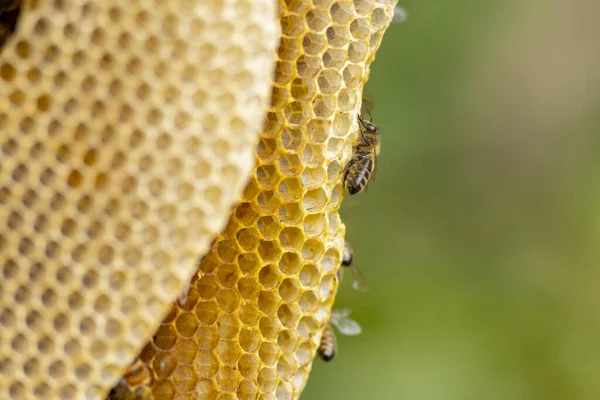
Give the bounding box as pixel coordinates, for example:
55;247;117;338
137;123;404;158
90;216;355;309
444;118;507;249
312;95;336;118
236;381;259;400
283;101;311;126
278;278;301;303
216;340;242;365
326;160;342;183
354;0;375;16
236;228;261;252
300;238;325;262
215;366;241;393
278;177;303;202
173;338;199;365
270;86;290;109
216;289;240;313
281;128;305;152
154;324;178;351
302;32;326;55
318;272;338;299
300;166;326;188
195;352;219;379
306;119;331;143
196;326;220;352
196;276;220;300
173;365;199;393
326;137;345;157
257;290;280;315
277;153;303;176
196;301;220;326
258;265;283;290
302;214;326;238
290;77;317;101
276;354;297;380
278;37;301;61
348;40;369;63
237;253;261;276
237;353;260;379
237;277;261;302
153;352;178;379
328;212;343;234
256;139;278;164
258;241;283;264
175;313;200;337
305;9;331;33
263;111;286;138
275;381;294;400
276;304;301;329
321;247;341;273
325;25;351;48
281;14;307;37
298;264;320;289
238;304;260;326
342;63;364;88
257;216;281;240
330;2;355;25
316;69;342;94
296;55;322;79
256;367;277;393
215;263;240;289
239;328;262;353
256;191;280;214
274;61;295;85
278;227;304;251
258;316;282;340
302;188;327;213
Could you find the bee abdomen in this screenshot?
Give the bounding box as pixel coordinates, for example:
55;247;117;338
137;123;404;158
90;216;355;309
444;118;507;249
317;324;336;362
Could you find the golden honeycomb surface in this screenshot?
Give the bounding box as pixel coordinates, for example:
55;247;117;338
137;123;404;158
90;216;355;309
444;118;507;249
0;0;278;399
132;1;399;399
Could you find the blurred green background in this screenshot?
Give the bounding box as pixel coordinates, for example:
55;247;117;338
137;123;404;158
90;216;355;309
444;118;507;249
303;1;600;399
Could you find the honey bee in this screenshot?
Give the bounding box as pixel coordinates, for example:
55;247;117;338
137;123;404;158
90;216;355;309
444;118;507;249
107;358;152;400
317;323;336;362
317;309;362;362
338;240;369;292
344;102;381;195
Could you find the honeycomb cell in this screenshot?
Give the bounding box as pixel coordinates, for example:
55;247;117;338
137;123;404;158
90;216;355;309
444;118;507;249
305;9;330;33
216;340;242;365
217;314;241;339
195;352;219;379
277;304;302;329
257;367;277;393
237;379;259;400
279;278;301;303
215;366;240;393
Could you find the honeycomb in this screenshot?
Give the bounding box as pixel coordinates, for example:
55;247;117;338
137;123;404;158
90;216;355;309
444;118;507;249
0;0;278;399
131;1;399;399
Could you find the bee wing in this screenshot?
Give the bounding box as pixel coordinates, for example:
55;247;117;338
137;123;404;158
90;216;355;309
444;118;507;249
330;310;362;336
350;266;369;292
361;96;375;120
393;6;408;24
331;308;352;320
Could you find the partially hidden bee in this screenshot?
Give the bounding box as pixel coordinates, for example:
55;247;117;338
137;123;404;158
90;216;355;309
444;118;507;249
317;323;337;362
107;358;152;400
318;309;362;362
338;240;369;292
344;100;381;195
